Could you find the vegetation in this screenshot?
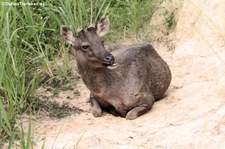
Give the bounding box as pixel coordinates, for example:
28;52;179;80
0;0;161;148
163;9;176;29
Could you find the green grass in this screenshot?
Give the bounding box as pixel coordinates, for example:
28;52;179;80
0;0;161;148
107;0;161;40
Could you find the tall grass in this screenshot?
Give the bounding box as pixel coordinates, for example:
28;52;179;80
0;0;160;147
108;0;160;40
0;1;45;146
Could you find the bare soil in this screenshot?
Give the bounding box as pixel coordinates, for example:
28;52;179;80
26;0;225;148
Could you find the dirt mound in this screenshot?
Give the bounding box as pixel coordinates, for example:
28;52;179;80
30;0;225;148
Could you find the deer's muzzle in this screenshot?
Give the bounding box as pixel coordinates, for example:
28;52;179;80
102;54;118;69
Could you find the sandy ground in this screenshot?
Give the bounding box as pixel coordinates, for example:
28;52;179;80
28;0;225;148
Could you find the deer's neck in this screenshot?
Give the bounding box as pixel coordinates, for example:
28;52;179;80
75;51;113;93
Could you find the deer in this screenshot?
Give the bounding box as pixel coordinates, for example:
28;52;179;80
60;16;172;120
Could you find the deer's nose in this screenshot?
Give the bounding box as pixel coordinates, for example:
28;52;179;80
103;54;114;64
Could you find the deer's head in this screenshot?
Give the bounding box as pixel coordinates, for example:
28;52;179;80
61;17;117;69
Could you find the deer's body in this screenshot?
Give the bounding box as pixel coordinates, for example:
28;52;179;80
61;17;171;119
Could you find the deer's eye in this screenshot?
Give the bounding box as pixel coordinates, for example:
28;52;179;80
82;45;89;49
81;42;90;51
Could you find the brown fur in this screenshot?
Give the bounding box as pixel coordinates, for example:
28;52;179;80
61;17;172;119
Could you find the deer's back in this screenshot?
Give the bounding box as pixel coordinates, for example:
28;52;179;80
111;44;171;99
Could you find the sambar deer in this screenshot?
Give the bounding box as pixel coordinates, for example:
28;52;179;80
60;17;171;120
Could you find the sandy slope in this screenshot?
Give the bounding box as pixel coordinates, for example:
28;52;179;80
32;0;225;148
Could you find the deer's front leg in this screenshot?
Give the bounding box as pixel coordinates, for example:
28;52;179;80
90;94;102;117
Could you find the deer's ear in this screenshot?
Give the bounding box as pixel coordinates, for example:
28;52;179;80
60;26;76;45
96;16;110;37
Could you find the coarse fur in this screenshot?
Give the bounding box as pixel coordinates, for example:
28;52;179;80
61;16;172;120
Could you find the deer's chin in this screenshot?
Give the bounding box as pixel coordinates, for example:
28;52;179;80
102;62;118;69
107;63;118;69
